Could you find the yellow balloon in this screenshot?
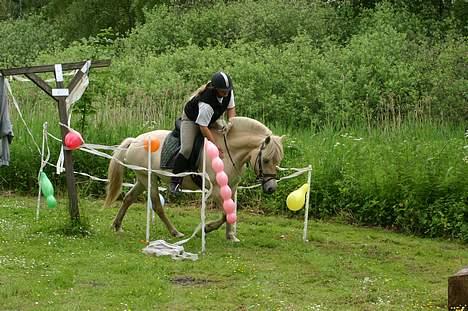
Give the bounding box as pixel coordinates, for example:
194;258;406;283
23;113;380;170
286;183;309;211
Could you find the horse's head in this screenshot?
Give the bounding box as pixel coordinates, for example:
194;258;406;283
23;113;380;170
222;117;285;194
249;135;285;194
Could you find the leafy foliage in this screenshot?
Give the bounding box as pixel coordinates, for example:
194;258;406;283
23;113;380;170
0;14;63;67
0;0;466;241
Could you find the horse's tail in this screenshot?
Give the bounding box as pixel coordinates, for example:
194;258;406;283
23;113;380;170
104;137;135;207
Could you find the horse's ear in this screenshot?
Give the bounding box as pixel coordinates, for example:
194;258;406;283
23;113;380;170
265;136;271;144
280;135;287;142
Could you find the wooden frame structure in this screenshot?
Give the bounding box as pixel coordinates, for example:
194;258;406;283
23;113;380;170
0;60;111;222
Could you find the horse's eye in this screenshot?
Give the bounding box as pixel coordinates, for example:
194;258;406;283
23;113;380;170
263;159;269;164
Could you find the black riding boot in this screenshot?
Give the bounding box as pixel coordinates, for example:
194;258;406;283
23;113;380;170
170;154;190;195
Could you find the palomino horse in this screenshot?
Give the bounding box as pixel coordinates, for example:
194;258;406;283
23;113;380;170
104;116;284;241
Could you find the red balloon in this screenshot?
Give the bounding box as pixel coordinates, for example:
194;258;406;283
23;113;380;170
64;131;84;150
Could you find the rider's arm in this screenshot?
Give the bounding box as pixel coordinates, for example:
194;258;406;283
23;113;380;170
196;102;224;158
226;91;236;120
227;107;236;120
199;125;224;158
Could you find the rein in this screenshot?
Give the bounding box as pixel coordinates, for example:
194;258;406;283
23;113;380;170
223;134;242;176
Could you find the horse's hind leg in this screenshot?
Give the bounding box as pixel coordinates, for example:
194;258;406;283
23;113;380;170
150;189;184;238
112;181;145;232
205;213;226;233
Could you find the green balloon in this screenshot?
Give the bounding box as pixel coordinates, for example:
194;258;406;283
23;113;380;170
46;196;57;209
39;172;54;197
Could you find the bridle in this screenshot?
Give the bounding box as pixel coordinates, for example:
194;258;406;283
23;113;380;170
253;137;277;185
223;134;277;186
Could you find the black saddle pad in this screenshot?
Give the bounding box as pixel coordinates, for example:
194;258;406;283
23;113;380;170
160;119;204;170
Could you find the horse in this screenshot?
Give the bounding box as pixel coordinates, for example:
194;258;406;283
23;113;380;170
104;116;285;242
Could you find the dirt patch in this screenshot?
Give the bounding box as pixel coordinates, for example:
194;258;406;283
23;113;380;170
170;275;218;286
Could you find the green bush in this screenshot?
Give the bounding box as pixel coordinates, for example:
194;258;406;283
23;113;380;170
0;14;63;67
122;0;338;55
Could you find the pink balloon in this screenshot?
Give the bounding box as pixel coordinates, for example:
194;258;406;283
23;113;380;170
64;131;84;150
223;198;236;214
216;171;228;187
211;157;224;173
220;185;232;201
206;141;219;159
226;212;237;224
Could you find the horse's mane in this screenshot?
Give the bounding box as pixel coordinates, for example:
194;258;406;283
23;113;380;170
229;117;284;163
229;117;272;136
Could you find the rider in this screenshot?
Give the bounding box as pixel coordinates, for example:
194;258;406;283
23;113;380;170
169;71;236;194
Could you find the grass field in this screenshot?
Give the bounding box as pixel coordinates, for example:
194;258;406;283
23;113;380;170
1;196;467;310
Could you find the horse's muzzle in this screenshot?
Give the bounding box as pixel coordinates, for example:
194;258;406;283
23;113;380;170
262;179;277;194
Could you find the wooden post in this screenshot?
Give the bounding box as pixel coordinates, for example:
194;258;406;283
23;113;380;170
54;64;80;222
448;267;468;310
0;60;110;223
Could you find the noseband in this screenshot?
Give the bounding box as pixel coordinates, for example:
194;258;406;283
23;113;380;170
254;137;277;185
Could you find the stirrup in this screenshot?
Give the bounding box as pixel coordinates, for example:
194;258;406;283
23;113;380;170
169;179;182;195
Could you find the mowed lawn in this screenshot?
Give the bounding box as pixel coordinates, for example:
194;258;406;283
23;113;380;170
0;196;466;310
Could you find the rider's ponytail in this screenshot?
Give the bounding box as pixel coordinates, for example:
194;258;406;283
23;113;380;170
187;81;211;101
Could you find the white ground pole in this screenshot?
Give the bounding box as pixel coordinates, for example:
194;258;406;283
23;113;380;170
145;140;152;243
303;164;312;242
201;138;208;254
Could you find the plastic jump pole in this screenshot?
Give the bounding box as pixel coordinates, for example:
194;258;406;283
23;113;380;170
146;139;153;243
302;165;312;242
201;138;207;254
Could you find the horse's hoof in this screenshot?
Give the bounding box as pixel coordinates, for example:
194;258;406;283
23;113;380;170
172;231;185;238
227;235;240;242
111;223;123;232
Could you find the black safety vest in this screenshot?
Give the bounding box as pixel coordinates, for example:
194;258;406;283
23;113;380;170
184;88;231;126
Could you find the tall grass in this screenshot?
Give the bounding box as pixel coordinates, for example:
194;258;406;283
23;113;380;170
291;122;467;240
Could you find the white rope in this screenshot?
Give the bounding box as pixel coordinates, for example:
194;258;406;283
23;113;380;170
36;122;51;220
4;79;41;155
48;129;213;194
146;141;152;243
237;166;311;190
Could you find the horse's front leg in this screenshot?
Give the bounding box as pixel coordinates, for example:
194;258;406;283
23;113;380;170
225;187;240;242
226;222;240;242
205;213;241;242
205;212;240;242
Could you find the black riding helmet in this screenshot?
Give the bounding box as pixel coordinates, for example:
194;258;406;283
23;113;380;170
211;71;233;92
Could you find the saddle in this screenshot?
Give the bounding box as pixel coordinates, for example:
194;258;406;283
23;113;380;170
160;118;204;171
